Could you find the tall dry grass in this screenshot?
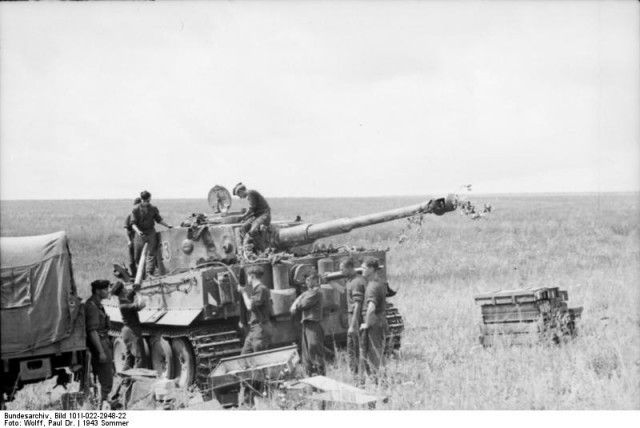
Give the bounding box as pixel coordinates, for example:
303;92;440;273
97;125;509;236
1;193;638;409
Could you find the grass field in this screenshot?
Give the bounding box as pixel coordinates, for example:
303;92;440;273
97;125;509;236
1;192;639;410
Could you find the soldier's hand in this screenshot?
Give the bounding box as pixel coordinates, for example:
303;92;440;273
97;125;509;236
127;240;133;247
347;326;355;335
359;323;368;331
137;299;146;310
98;352;107;363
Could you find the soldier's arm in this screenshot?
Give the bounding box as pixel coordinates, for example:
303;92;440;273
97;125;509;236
239;287;253;311
350;301;363;332
88;331;106;363
154;208;172;229
363;301;376;328
298;289;320;310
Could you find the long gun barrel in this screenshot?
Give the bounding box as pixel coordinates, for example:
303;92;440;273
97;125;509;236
274;194;458;249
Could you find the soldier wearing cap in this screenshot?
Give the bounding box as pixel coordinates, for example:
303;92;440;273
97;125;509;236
340;257;366;375
85;280;114;408
358;256;389;384
111;281;146;370
238;266;272;354
233;183;271;245
130;190;173;278
290;269;325;376
124;197;141;276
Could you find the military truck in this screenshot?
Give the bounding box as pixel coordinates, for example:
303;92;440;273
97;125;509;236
1;231;88;405
104;187;458;395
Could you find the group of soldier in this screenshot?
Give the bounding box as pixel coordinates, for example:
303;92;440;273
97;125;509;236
84;184;388;409
236;255;390;384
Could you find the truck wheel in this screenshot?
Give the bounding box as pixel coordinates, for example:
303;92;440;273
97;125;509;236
170;338;195;388
112;337;128;374
149;337;174;379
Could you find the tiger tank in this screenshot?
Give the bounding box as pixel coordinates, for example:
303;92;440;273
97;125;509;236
104;186;458;395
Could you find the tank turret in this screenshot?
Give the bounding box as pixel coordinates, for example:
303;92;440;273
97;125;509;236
154;189;457;273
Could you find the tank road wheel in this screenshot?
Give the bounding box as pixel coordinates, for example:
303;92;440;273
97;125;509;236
170;338;195;388
149;337;175;379
112;337;128;374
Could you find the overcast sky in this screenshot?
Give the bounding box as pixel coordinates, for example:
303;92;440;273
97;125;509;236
0;1;638;199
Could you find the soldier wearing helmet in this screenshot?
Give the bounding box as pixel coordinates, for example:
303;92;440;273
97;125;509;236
233;183;271;247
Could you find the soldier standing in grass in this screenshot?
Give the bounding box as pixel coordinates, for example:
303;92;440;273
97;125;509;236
124;197;141;277
85;280;114;409
111;281;146;371
359;256;389;384
238;266;272;354
232;183;271;247
290;269;325;376
131;191;173;278
340;257;366;376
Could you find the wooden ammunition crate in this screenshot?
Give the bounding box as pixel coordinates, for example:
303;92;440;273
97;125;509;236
474;287;582;346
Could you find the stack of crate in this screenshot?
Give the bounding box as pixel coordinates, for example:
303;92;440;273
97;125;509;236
473;287;583;346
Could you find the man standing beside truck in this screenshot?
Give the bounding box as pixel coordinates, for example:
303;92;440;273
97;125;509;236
85;280;114;409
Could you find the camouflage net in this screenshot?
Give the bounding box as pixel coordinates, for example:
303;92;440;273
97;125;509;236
396;185;493;244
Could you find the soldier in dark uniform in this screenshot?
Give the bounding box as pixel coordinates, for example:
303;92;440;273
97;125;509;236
340;257;366;375
124;197;141;277
85;280;114;408
131;190;173;278
111;281;146;370
238;266;272;354
358;256;389;384
290;269;325;376
233;183;271;243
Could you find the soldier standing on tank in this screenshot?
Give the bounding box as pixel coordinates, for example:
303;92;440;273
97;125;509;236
124;197;141;277
290;269;325;376
232;183;271;246
85;280;114;409
111;281;146;371
238;266;272;354
340;257;366;376
130;191;173;278
359;256;389;385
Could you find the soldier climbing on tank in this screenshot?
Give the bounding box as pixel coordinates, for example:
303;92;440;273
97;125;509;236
340;257;366;376
130;191;173;278
238;266;273;354
359;256;389;385
111;281;146;371
232;183;271;251
290;268;325;376
85;280;114;409
124;197;141;277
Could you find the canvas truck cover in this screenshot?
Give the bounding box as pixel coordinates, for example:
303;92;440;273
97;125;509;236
1;231;81;358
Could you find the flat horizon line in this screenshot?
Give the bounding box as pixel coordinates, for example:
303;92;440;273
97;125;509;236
1;190;638;202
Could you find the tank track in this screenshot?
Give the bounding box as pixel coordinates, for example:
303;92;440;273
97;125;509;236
108;323;243;400
385;303;404;353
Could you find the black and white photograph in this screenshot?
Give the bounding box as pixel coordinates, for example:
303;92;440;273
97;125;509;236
0;0;638;422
